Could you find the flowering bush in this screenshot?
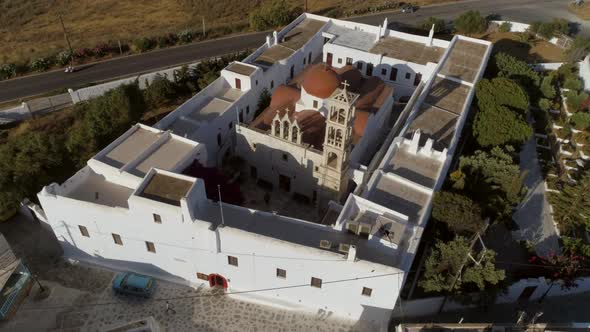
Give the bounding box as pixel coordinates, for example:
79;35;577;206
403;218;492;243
177;30;193;44
31;57;52;72
74;48;94;59
56;50;73;66
0;63;17;80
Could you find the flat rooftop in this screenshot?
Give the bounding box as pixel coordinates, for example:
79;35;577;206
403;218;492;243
424;77;470;115
226;62;257;76
203;202;409;268
138;173;193;206
406;104;458;150
367;175;430;224
439;39;488;83
98;127;161;168
369;36;444;65
385;145;443;189
129;138;195;177
253;18;325;67
65;171;134;208
326;25;376;51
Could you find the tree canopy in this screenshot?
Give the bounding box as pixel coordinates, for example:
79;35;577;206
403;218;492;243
476;77;529;114
494;52;540;88
421;17;447;33
473;104;532;148
420;236;505;293
249;0;300;31
432;191;485;234
549;171;590;234
453;10;487;35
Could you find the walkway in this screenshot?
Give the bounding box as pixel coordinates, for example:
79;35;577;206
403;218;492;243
511;135;560;256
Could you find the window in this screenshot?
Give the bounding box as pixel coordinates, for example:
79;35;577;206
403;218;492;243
153;213;162;224
235;78;241;89
228;256;238;266
303;57;306;65
405;72;411;80
146;241;156;253
414;73;422;86
381;68;387;76
356;62;363;70
276;268;287;279
324;37;330;44
282;153;288;161
95;192;99;200
246;106;250;114
314;166;319;172
229;121;233;129
366;63;373;76
308;52;312;64
255;80;258;86
362;287;372;297
79;225;89;237
217;133;222;146
290;65;294;79
311;277;322;288
390;67;398;81
346;57;353;65
197;273;209;281
313;100;318;108
112;233;123;245
252;143;257;150
337;58;342;64
270;80;274;89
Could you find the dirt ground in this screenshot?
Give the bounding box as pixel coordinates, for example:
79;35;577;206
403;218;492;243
568;3;590;20
481;32;564;63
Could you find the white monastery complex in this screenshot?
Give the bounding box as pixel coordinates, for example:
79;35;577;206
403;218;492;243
33;13;491;328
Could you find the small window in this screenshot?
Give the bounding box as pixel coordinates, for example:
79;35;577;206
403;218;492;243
346;57;353;65
390;67;398;81
95;192;99;200
228;256;238;266
405;72;411;80
197;273;209;281
313;100;318;108
112;233;123;245
314;166;319;172
146;241;156;253
337;58;342;64
246;106;250;114
414;73;422;86
79;225;89;237
282;153;288;161
217;133;222;146
252;143;257;150
229;121;233;129
311;277;322;288
256;80;258;86
356;62;363;70
153;214;162;224
362;287;372;297
366;63;373;76
270;80;274;89
276;268;287;279
303;57;306;65
381;68;387;76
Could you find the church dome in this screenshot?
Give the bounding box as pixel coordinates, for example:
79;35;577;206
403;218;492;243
270;85;301;108
302;65;341;99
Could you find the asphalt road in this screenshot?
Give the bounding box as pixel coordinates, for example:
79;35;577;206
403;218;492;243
0;0;579;103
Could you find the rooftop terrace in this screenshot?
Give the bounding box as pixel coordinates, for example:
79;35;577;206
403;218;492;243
98;127;161;168
138;173;193;206
424;77;470;115
367;174;430;224
405;104;458;150
369;36;444;65
64;170;134;208
326;25;376;51
439;39;488;83
385;145;443;189
129;138;195;177
225;62;257;76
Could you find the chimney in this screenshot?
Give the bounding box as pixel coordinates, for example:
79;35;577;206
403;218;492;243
375;24;381;42
409;129;421;154
427;24;435;47
273;31;278;45
383;18;388;36
347;245;357;262
266;35;271;46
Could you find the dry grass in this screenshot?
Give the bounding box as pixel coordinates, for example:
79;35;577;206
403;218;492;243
481;32;564;63
568;3;590;20
1;0;457;64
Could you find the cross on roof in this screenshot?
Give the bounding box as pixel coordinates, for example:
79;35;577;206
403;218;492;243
341;80;350;91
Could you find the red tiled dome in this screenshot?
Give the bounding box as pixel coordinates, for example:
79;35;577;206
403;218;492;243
270;85;301;108
302;65;341;99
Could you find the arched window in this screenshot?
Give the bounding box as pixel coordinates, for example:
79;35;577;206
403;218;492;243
283;121;290;139
338;108;346;124
217;133;222;146
327;152;338;168
330;107;338;122
274;120;281;137
335;129;343;147
292;126;298;143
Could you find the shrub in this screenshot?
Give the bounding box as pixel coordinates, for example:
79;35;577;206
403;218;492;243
255;88;272;118
473;104;532;148
494;52;540;87
476;78;529;114
571;112;590;130
432;191;485;234
250;0;300;31
144;75;177;106
56;50;72;66
133;37;156;52
31;57;52;72
540;76;556;99
93;43;111;57
538;98;551;111
565;90;589;111
74;47;94;59
565;36;590;62
454;10;487;35
177;30;193;44
421;17;447;33
157;33;179;48
0;63;17;80
498;22;511;33
564;77;583;91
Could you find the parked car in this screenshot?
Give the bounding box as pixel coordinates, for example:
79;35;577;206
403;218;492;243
401;4;416;13
112;272;156;298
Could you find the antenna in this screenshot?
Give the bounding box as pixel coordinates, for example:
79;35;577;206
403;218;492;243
218;185;225;227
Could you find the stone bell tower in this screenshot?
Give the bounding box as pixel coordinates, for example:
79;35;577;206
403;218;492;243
319;81;358;202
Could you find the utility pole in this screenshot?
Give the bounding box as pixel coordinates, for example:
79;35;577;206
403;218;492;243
202;16;206;37
58;14;74;69
437;223;489;314
305;0;308;12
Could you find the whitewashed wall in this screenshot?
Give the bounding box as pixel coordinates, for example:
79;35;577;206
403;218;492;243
0;102;31;124
579;55;590;91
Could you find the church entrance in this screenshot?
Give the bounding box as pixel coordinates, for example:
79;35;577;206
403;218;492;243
208;274;228;289
279;174;291;192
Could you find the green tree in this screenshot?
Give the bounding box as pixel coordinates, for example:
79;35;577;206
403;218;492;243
432;191;485;234
564;76;583;91
198;71;219;90
538;98;551;111
549;171;590;234
498;22;511;33
255;88;272;118
144;75;177;106
452;147;526;221
564;90;589;111
420;237;505;293
565;36;590;62
249;0;299;31
473;104;532;148
540;76;556;99
494;52;540;87
476;78;529;114
571;112;590;130
453;10;487;35
420;17;446;33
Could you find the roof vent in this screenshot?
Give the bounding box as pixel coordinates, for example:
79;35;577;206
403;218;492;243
338;243;351;253
319;240;332;249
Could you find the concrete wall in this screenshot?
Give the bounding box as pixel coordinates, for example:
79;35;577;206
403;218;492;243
0;102;31;125
579;55;590;91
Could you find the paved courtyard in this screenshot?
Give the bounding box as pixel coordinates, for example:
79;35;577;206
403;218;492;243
0;214;371;332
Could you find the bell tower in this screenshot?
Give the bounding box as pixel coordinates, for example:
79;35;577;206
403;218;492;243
319;81;358;201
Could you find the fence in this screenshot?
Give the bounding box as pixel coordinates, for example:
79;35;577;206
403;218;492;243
69;62;200;104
